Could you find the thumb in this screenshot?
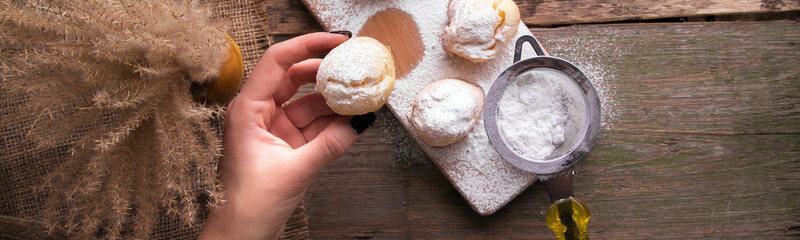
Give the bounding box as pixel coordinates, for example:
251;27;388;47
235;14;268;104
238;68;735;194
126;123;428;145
294;112;376;176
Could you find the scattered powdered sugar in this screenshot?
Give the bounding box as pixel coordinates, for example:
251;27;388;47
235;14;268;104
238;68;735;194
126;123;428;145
538;29;621;129
312;0;539;214
409;79;482;147
310;0;559;214
376;108;431;169
498;71;568;159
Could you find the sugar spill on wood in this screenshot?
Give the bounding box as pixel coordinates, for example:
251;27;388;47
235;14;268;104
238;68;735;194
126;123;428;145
300;21;800;239
534;27;623;130
375;108;431;169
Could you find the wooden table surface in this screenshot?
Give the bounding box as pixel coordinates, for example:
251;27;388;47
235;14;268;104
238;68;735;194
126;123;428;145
265;1;800;239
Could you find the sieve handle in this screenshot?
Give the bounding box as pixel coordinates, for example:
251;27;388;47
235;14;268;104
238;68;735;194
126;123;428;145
513;35;546;63
544;168;574;202
544;167;591;240
546;196;591;240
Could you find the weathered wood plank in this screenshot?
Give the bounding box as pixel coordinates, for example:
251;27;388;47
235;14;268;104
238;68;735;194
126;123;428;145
292;21;800;239
518;0;800;26
264;0;800;34
539;22;800;135
265;0;323;35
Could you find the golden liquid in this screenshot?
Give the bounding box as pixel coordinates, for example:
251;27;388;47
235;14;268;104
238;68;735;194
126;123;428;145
545;197;590;240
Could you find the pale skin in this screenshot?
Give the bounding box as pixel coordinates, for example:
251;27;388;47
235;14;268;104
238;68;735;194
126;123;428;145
199;32;366;240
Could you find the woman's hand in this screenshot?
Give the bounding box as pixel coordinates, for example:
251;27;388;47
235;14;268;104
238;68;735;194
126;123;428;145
200;32;375;240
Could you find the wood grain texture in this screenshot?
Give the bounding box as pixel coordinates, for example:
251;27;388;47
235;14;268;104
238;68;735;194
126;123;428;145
264;0;323;34
286;21;800;239
264;0;800;34
518;0;800;26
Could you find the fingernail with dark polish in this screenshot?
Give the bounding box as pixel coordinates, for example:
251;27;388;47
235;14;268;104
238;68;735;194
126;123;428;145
329;31;352;38
351;112;376;134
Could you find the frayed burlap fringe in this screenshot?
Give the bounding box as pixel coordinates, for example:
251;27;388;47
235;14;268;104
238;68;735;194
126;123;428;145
0;0;308;239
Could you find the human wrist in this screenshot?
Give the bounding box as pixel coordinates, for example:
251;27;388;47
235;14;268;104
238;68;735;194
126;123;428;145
200;208;285;240
199;190;278;239
201;184;303;240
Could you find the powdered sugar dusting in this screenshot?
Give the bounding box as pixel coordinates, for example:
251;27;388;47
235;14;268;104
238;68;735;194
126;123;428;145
442;0;519;62
316;36;394;115
318;38;386;85
312;0;541;215
410;79;482;147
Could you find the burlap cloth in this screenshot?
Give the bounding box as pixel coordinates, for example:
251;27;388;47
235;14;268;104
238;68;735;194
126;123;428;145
0;0;309;239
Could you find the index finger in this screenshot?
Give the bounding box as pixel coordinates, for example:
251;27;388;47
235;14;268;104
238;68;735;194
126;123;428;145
238;32;350;101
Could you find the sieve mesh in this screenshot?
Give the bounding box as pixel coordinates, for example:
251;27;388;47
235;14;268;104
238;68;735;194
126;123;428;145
497;68;588;162
539;68;587;160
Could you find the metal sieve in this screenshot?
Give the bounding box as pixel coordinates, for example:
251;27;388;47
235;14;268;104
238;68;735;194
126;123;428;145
484;35;601;239
484;35;601;178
